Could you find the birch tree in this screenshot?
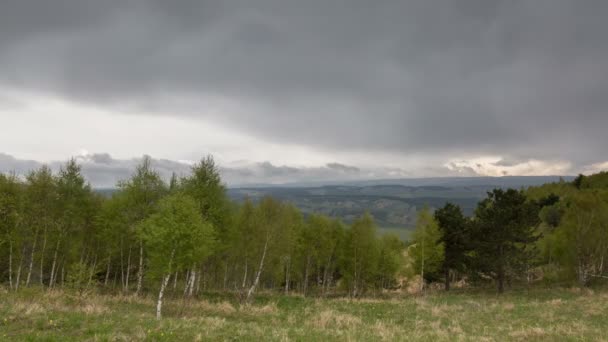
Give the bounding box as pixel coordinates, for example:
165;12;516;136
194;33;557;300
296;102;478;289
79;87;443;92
138;193;216;319
0;173;23;290
119;156;167;295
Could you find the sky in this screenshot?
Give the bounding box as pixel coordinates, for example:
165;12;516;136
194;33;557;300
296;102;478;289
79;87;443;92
1;0;607;186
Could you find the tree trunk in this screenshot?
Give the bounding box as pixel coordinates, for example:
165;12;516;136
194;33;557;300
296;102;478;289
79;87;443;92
104;255;111;287
322;254;333;295
303;254;311;296
8;239;13;290
39;226;47;286
183;269;191;296
60;262;65;286
49;239;60;289
246;233;269;302
420;237;425;293
223;262;228;290
242;259;248;288
120;237;125;290
195;266;202;295
497;246;505;294
188;266;196;297
173;271;179;291
284;258;291;295
156;274;171;320
125;245;132;293
88;254;98;287
26;230;39;287
15;245;26;290
136;240;144;296
444;267;450;291
156;249;175;320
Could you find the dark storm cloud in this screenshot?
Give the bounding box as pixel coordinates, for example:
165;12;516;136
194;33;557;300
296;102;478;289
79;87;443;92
1;0;607;166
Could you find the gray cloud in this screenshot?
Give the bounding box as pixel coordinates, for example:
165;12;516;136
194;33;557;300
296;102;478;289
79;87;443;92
1;0;607;169
0;152;412;187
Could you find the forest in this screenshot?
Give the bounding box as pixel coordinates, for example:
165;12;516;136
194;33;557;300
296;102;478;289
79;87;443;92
1;156;608;321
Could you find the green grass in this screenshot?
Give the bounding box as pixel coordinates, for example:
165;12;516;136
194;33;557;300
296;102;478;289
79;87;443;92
1;286;608;341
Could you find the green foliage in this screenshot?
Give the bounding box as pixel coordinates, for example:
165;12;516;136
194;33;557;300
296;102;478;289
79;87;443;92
138;193;216;278
376;234;404;288
551;190;608;285
340;213;380;295
434;203;469;289
469;189;540;292
409;208;444;282
3;154;607;300
65;261;96;297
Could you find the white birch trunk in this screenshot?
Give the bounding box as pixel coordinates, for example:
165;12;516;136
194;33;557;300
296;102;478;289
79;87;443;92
246;233;269;302
136;240;144;296
15;245;26;290
39;227;47;286
26;230;39;287
242;259;248;288
156;249;175;320
104;254;111;286
125;245;132;293
49;239;60;289
8;240;13;290
188;267;196;297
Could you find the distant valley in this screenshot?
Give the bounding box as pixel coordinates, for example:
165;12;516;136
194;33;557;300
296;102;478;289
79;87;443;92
227;176;573;239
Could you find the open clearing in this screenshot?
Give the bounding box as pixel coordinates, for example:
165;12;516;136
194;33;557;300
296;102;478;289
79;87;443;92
1;287;607;341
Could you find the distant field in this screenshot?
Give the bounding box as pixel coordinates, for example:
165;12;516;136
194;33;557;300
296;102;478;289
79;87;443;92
2;286;607;341
378;226;412;241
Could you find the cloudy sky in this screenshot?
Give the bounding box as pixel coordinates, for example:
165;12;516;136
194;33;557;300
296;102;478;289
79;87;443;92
1;0;607;186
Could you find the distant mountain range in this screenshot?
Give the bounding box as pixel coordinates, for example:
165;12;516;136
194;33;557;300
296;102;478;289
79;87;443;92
231;175;574;188
227;176;573;236
97;175;574;240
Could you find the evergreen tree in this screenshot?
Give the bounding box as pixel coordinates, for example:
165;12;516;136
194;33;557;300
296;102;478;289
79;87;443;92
470;189;540;293
434;203;469;291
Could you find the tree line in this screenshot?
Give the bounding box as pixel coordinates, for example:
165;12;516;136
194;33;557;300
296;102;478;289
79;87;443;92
410;172;608;293
1;156;607;318
0;156;403;318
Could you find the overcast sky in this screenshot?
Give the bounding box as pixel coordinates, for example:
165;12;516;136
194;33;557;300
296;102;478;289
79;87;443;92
1;0;607;186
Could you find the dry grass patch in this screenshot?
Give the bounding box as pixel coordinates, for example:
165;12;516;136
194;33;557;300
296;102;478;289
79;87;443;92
195;300;236;314
309;309;362;330
509;326;547;340
11;302;46;316
373;321;397;341
502;302;515;311
240;302;278;315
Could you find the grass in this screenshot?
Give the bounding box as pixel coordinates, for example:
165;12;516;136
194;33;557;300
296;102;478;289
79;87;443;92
1;286;608;341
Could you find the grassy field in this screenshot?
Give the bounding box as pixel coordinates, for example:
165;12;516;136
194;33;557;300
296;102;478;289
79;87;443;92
1;286;607;341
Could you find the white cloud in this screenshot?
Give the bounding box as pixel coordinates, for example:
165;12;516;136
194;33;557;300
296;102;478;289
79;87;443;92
444;156;573;177
582;161;608;175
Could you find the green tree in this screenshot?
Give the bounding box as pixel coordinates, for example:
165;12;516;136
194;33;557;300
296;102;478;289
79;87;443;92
340;213;380;297
53;159;95;289
410;208;444;290
434;203;469;291
376;234;404;290
138;193;216;319
0;173;24;290
553;190;608;286
119;156;167;295
245;197;283;302
24;166;57;287
181;156;232;292
470;189;540;293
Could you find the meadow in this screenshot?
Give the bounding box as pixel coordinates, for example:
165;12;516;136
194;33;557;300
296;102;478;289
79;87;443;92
1;286;607;341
